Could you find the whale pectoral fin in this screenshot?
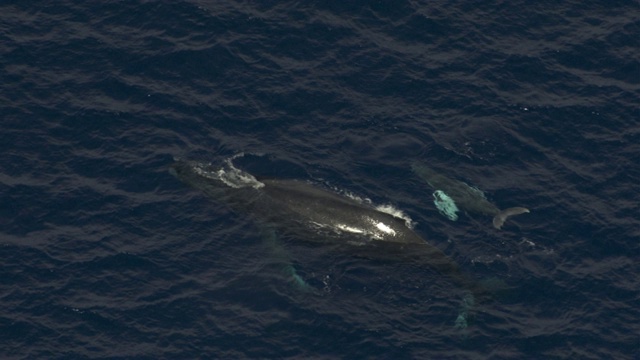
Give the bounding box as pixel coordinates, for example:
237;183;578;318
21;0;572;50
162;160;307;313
260;227;312;291
454;293;475;330
281;263;313;291
492;207;530;229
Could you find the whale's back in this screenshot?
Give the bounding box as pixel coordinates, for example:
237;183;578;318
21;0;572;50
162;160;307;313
259;179;425;245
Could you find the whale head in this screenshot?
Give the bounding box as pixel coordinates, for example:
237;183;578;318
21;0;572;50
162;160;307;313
170;158;265;197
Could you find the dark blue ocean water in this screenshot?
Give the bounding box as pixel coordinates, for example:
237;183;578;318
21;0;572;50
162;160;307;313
1;1;638;358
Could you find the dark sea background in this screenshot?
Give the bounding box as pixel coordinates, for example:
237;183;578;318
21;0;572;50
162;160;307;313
1;1;638;359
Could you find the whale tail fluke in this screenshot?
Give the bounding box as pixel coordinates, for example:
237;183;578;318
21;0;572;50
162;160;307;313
492;207;530;229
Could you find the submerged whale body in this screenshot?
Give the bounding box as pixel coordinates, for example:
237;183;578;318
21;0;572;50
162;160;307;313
170;159;479;292
411;162;529;229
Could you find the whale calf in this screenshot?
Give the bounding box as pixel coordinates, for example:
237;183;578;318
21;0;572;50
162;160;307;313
170;158;480;293
412;162;529;229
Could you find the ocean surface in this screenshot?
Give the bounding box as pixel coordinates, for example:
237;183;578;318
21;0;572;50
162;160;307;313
1;1;638;359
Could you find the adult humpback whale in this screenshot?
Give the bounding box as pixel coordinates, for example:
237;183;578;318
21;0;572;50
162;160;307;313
411;162;529;229
170;158;481;295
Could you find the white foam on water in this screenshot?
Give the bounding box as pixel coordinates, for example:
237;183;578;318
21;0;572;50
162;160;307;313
213;153;265;189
